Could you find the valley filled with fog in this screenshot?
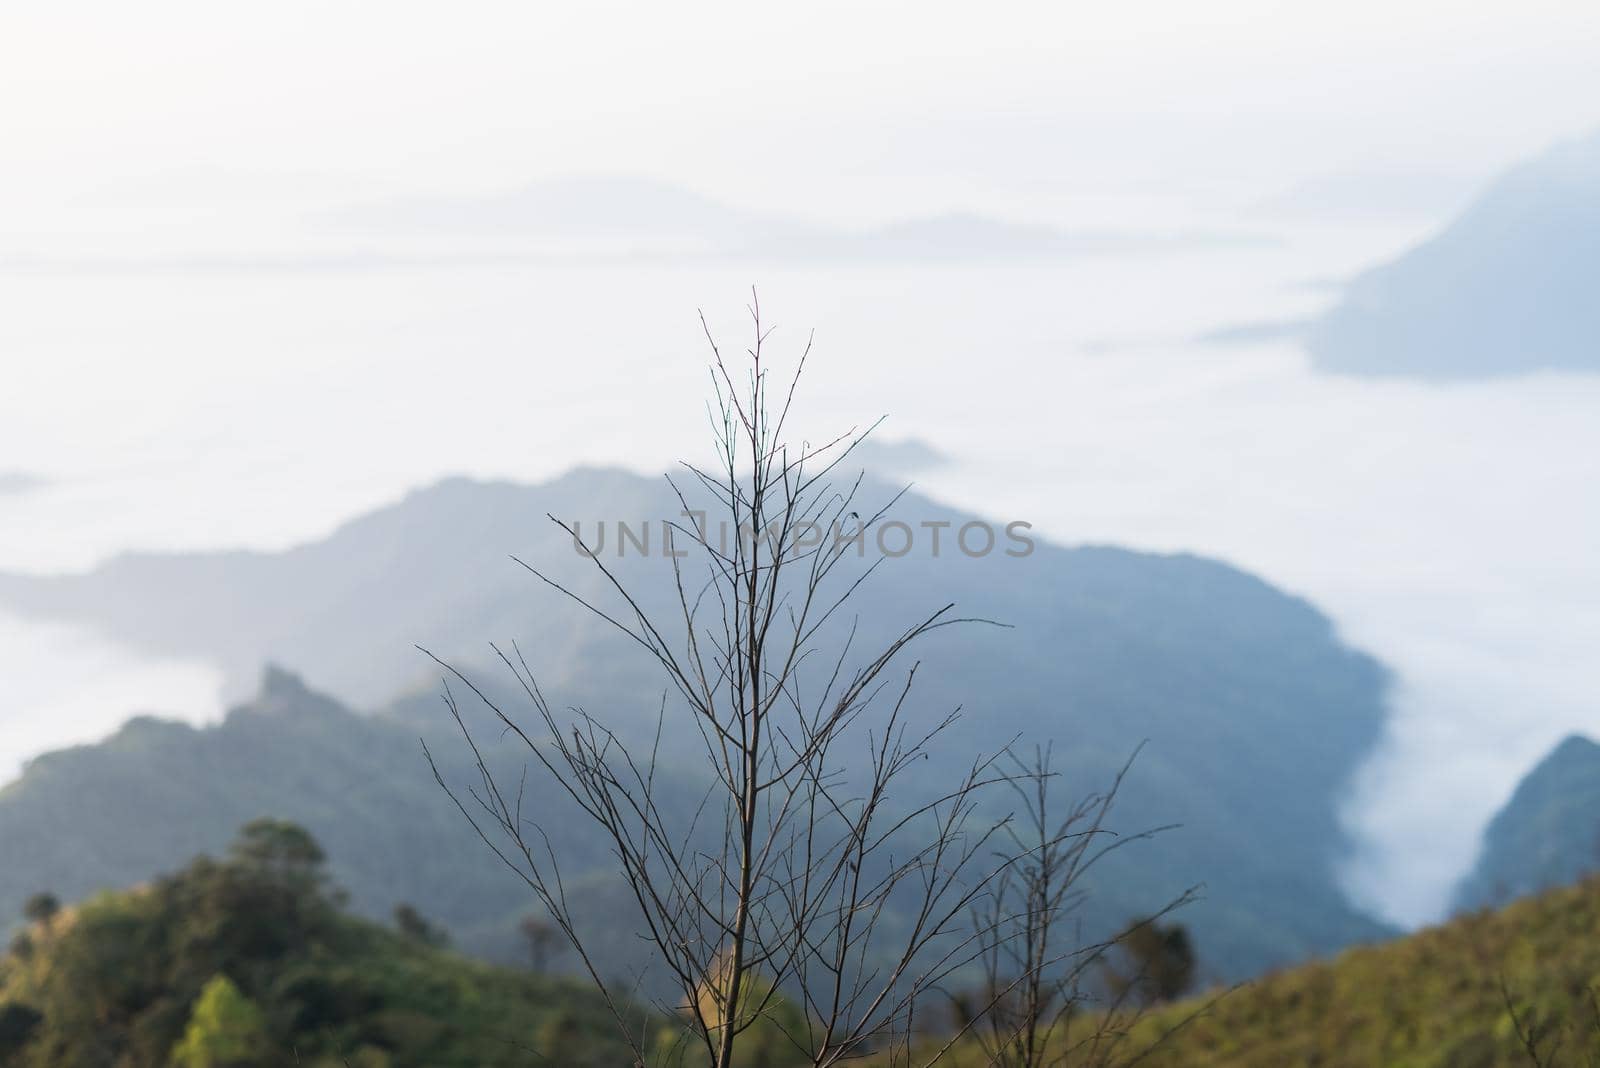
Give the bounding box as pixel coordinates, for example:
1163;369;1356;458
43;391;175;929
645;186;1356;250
2;196;1598;929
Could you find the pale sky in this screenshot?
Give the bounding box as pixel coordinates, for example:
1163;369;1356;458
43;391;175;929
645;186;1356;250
4;1;1600;247
3;0;1600;927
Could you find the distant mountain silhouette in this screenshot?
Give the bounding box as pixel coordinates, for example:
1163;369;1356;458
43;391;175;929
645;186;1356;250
1308;128;1600;378
1453;733;1600;911
0;471;47;496
755;212;1271;261
1194;318;1309;347
325;176;1270;262
0;468;1395;978
1254;168;1478;222
328;175;774;252
847;437;949;475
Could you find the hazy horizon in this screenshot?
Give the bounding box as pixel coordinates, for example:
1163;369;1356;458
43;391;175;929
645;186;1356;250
5;1;1600;936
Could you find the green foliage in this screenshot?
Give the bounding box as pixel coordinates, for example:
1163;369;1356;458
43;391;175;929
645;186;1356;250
535;1006;617;1068
1102;918;1197;1007
7;931;33;961
0;821;640;1067
0;1002;43;1059
232;817;327;874
650;961;811;1068
170;975;271;1068
0;667;638;981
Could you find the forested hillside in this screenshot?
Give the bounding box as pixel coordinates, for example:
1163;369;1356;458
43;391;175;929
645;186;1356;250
1455;734;1600;912
0;667;656;978
9;820;1600;1067
0;821;636;1067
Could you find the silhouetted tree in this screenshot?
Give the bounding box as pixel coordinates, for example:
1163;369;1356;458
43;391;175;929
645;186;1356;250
1101;917;1196;1008
394;902;449;947
21;893;59;931
0;1003;43;1060
230;819;325;877
209;821;337;960
519;913;564;974
960;745;1198;1067
7;932;34;962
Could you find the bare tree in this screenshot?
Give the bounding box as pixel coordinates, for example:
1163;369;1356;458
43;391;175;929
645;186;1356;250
956;746;1201;1068
425;294;1048;1067
1501;975;1600;1068
520;912;565;975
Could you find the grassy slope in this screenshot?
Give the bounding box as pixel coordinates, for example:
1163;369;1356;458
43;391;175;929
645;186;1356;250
10;850;1599;1066
1129;877;1600;1067
899;878;1600;1068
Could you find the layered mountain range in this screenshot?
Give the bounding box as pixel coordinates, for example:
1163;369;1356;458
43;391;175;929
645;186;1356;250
0;468;1396;979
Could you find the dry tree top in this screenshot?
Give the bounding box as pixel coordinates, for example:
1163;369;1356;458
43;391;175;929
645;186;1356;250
426;294;1178;1068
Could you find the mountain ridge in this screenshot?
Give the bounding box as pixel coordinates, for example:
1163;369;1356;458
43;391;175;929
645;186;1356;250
323;174;1271;261
1453;732;1600;912
0;468;1396;979
1307;126;1600;378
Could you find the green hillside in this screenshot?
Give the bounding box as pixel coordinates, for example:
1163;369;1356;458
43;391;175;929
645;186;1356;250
9;819;1600;1067
885;877;1600;1067
1130;875;1600;1067
0;822;639;1067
